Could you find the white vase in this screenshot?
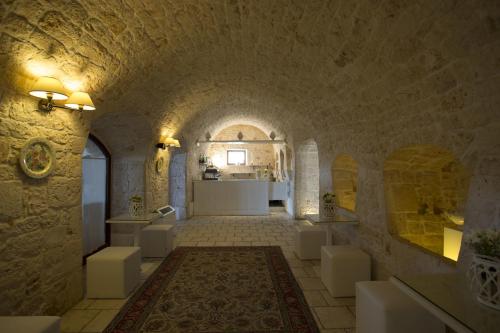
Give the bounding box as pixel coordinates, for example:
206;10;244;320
323;202;336;217
129;200;144;217
468;254;500;310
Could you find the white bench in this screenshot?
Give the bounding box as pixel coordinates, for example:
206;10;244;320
294;225;326;260
321;245;371;297
140;224;174;258
0;316;60;333
356;281;444;333
86;246;141;299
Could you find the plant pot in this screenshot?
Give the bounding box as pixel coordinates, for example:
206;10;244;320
129;199;144;217
468;254;500;310
323;202;336;217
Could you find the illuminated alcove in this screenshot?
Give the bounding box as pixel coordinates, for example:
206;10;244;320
332;154;358;212
383;145;470;259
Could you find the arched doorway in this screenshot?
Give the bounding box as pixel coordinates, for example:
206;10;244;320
169;152;187;220
295;139;319;218
82;134;111;259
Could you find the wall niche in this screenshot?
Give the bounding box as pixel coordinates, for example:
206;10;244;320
332;154;358;212
383;145;470;257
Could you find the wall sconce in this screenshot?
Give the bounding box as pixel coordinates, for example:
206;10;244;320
156;137;180;150
29;76;95;112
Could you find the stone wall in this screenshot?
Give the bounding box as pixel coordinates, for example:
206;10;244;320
384;145;470;256
0;86;89;315
333;154;358;212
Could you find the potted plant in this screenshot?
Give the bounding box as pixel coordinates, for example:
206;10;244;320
466;229;500;310
322;192;336;217
129;195;144;217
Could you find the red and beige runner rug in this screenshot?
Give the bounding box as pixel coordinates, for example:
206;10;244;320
104;246;319;333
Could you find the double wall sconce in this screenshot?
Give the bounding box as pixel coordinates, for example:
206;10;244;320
29;76;95;112
156;137;181;150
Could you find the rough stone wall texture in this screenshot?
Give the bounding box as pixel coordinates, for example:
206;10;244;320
295;139;320;218
206;125;275;177
333;154;358;212
0;0;499;314
169;152;187;219
384;145;470;255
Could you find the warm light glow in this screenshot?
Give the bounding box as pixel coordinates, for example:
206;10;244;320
443;227;463;261
29;76;68;100
211;154;225;168
63;79;82;92
26;61;56;77
64;92;95;111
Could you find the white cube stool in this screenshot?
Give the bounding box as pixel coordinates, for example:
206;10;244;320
86;246;141;299
0;316;60;333
321;245;370;297
294;225;326;259
356;281;444;333
140;224;174;258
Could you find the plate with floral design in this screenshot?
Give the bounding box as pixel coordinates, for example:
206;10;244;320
19;138;56;179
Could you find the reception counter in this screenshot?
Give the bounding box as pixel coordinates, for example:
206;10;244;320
193;180;270;215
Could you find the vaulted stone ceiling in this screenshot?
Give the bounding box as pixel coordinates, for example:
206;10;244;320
2;0;499;149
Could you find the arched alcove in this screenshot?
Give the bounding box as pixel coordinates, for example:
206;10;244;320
384;145;470;258
332;154;358;212
295;139;320;218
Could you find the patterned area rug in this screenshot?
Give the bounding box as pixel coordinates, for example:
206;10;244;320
104;246;319;333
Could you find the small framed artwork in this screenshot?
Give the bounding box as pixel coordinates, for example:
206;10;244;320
19;137;56;179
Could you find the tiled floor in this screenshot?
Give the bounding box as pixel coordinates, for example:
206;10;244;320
61;212;355;333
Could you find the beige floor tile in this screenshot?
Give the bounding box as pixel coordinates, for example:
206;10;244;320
298;277;326;290
291;267;309;278
71;299;95;310
196;241;216;246
61;309;100;332
320;290;356;306
303;290;328;306
314;306;355;329
313;265;321;277
88;299;127;310
81;310;119;332
215;241;234;246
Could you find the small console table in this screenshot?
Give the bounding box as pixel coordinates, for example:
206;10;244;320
390;273;500;333
305;210;359;245
106;213;160;246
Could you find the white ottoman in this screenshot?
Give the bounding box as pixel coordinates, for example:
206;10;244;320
86;246;141;299
140;225;174;258
0;316;60;333
321;245;370;297
294;225;326;259
356;281;444;333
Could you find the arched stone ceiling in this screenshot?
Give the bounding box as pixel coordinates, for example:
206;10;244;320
3;0;499;150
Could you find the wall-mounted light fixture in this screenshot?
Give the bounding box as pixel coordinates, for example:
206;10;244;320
29;76;95;112
156;137;180;150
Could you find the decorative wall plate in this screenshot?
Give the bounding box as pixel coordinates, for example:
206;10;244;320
19;138;56;179
156;157;164;174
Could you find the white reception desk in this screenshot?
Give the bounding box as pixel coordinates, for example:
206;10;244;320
194;180;271;215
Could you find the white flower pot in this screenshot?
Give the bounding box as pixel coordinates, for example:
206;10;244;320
469;254;500;310
323;202;336;217
129;200;144;217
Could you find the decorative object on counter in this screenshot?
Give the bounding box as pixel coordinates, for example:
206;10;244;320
19;137;56;179
322;192;336;217
156;137;180;149
466;229;500;310
155;157;164;174
129;195;144;217
198;154;208;165
237;131;244;140
269;131;276;140
205;132;211;141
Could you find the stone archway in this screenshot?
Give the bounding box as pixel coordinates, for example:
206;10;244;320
295;139;320;218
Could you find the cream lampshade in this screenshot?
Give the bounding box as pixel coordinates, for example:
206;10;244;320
64;91;96;111
172;139;181;148
29;76;68;100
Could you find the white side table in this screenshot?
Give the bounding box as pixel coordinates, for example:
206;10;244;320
106;213;160;246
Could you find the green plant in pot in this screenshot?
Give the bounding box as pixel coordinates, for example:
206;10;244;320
466;229;500;310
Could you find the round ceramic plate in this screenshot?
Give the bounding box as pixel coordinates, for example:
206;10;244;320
156;157;164;173
19;138;56;179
